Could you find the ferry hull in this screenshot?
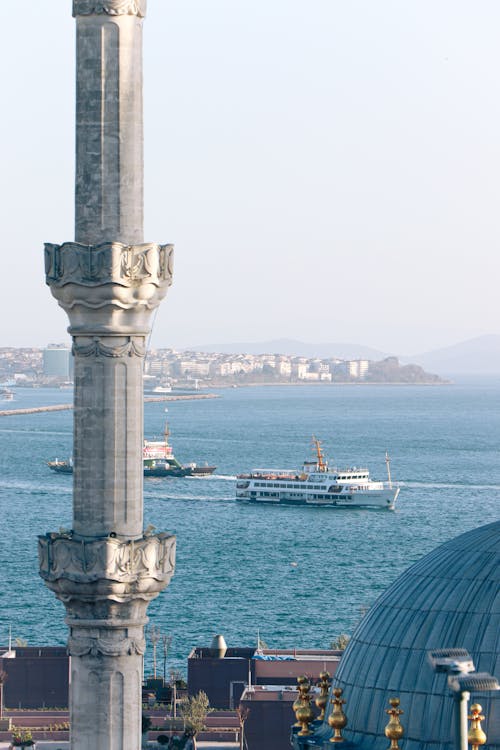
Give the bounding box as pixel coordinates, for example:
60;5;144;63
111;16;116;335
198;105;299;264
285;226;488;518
48;462;73;474
236;487;399;510
49;462;216;478
144;466;193;477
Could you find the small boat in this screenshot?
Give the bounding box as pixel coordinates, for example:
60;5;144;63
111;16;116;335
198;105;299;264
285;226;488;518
48;421;216;478
0;388;14;401
151;383;172;394
236;437;399;510
142;422;216;477
184;462;218;476
48;458;73;474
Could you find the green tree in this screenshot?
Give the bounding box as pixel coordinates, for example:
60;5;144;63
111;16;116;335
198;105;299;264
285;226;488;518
330;634;350;651
179;691;212;749
11;728;34;747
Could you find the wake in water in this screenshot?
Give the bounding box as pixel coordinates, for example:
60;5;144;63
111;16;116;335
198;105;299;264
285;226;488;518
403;481;500;490
154;493;234;502
0;479;72;495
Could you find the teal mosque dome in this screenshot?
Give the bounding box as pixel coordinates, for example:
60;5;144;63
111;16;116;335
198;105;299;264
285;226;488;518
311;521;499;750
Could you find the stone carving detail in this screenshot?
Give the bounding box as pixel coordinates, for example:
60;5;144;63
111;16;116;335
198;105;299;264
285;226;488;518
72;337;146;359
68;635;146;657
73;0;147;17
39;533;176;585
45;242;173;288
44;241;174;318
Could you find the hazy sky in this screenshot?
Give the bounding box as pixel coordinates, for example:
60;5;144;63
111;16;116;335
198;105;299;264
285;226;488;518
2;1;500;354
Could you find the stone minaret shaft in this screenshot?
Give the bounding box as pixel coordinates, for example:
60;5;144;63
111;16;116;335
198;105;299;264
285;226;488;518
75;4;144;245
40;2;175;748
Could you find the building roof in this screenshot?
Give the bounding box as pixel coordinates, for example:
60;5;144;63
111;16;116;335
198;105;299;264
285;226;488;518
324;520;500;750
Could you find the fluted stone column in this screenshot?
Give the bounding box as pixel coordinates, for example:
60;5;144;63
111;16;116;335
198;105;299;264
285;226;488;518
39;2;175;748
75;0;146;245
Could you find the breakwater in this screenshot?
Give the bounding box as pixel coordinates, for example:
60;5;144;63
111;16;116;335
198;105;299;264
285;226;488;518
0;393;218;417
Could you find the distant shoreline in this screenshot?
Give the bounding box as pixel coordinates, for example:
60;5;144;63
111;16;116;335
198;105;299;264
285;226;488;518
210;380;452;388
0;393;219;417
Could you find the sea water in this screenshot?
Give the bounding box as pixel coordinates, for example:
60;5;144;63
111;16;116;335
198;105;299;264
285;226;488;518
0;380;499;675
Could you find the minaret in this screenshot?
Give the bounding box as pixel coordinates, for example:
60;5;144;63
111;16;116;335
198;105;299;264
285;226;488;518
39;2;176;748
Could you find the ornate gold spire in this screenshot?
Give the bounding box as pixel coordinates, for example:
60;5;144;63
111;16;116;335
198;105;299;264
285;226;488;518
293;676;315;736
468;704;487;750
293;676;308;727
384;698;404;750
315;671;331;721
328;687;348;743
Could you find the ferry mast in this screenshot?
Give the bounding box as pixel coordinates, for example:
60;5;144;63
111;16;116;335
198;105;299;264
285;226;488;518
312;435;328;472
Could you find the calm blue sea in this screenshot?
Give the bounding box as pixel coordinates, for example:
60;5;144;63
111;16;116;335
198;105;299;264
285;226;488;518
0;380;499;675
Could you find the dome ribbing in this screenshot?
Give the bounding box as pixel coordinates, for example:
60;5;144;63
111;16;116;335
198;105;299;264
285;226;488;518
327;521;500;750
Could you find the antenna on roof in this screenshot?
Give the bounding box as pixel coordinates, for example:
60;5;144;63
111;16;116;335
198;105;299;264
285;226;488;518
256;628;263;654
385;451;393;487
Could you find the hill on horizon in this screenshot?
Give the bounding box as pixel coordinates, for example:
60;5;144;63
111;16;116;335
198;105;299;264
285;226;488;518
404;334;500;374
183;335;500;374
185;338;390;361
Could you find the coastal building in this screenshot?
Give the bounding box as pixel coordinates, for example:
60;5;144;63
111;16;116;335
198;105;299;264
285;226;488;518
0;346;442;386
147;359;172;377
300;371;320;381
211;360;244;377
275;357;292;378
188;643;341;710
211;361;234;377
247;355;264;372
0;348;42;382
0;646;68;709
177;359;212;377
240;686;298;750
292;361;309;379
308;358;323;373
348;359;370;378
331;360;349;378
42;345;71;379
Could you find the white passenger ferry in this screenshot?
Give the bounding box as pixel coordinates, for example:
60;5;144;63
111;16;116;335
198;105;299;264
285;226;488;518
236;438;400;510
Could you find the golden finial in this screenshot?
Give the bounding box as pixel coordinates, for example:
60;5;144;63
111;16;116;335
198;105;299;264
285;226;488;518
315;671;331;721
385;698;404;750
328;687;348;743
293;677;314;736
468;704;487;750
293;676;308;727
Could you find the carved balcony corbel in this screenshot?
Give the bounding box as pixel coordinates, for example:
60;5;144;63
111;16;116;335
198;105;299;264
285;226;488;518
73;0;147;17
